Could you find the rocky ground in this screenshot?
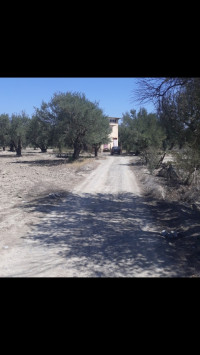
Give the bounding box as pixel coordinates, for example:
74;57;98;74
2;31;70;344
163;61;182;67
0;148;200;277
131;156;200;277
0;148;99;252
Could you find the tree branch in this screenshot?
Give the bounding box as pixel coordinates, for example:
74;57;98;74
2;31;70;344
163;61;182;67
132;77;189;106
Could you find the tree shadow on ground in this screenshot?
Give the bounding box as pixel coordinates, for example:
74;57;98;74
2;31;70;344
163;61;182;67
20;191;200;277
11;159;70;167
11;155;95;167
145;197;200;271
0;154;17;158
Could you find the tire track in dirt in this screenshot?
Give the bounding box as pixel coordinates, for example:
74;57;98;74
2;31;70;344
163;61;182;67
0;155;195;277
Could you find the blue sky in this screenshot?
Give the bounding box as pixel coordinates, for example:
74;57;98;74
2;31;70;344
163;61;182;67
0;77;156;119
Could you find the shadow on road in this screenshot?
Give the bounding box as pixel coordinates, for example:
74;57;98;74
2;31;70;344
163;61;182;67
21;192;200;277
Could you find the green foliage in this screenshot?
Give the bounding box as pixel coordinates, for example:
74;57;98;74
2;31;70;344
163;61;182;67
0;114;10;148
27;115;52;152
35;92;111;159
119;108;166;154
135;78;200;182
141;78;200;151
85;112;111;156
9;112;29;156
119;110;137;153
136;108;166;150
141;147;166;174
119;108;166;173
174;145;200;185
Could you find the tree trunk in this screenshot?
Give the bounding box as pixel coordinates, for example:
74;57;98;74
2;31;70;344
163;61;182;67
39;144;47;153
156;152;166;168
72;148;81;160
94;147;98;157
72;139;82;160
72;145;81;160
16;138;22;156
40;147;47;153
10;142;15;152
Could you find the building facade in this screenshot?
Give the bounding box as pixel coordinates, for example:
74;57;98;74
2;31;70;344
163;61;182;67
101;117;120;151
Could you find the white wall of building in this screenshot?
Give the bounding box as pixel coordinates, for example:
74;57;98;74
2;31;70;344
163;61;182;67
101;117;119;151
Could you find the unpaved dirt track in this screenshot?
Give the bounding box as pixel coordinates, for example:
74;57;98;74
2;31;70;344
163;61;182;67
0;155;194;277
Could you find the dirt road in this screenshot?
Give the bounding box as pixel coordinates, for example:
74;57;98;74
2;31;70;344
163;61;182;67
0;154;195;277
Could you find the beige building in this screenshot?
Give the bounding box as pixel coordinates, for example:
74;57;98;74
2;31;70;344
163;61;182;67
101;117;120;151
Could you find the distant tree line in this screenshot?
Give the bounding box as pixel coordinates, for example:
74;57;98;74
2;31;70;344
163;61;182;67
133;77;200;152
119;77;200;184
0;92;111;159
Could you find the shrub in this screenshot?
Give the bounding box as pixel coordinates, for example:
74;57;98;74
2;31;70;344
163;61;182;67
140;147;166;174
174;145;200;186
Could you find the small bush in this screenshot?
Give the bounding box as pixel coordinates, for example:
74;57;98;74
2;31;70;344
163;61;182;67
174;146;200;186
141;147;166;174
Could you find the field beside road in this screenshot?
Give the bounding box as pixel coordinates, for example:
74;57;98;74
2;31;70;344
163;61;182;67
0;148;200;277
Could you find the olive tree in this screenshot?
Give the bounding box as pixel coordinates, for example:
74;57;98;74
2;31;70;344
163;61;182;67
0;114;10;150
36;91;111;160
27;115;52;152
9;112;29;156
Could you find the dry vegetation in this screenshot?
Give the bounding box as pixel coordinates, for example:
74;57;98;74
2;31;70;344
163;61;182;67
131;154;200;277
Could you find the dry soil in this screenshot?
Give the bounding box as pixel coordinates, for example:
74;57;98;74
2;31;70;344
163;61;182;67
0;149;199;277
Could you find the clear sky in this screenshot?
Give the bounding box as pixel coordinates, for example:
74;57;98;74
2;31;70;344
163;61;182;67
0;77;156;119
